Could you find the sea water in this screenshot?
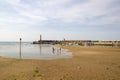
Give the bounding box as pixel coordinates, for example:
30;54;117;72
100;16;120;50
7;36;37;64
0;42;72;59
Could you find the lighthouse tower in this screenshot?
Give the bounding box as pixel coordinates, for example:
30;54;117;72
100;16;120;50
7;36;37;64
40;34;42;44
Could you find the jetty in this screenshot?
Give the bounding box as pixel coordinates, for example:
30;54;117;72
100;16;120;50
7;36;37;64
33;40;61;44
33;35;120;47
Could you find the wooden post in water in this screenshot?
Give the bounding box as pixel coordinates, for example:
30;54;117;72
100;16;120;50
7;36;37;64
39;34;42;55
20;38;22;59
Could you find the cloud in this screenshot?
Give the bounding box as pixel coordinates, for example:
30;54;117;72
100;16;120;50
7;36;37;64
0;0;120;26
0;0;120;41
51;0;120;24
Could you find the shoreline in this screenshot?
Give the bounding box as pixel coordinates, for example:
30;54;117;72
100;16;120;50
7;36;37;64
0;46;120;80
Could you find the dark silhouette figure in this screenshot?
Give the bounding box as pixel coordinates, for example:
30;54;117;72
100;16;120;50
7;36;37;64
60;48;61;54
52;47;55;54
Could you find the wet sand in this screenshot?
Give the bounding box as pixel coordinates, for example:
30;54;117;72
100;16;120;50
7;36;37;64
0;46;120;80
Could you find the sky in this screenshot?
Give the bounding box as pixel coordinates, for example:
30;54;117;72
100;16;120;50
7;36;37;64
0;0;120;41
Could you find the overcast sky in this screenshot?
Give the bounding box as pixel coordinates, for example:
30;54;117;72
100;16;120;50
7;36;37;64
0;0;120;41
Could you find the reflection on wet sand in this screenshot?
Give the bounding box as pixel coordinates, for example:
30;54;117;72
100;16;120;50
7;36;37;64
39;44;42;55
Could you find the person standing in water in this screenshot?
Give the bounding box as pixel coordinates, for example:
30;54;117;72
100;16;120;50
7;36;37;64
52;47;55;54
60;48;61;54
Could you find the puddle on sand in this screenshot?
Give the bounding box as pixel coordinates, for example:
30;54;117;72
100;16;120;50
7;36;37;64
0;42;72;60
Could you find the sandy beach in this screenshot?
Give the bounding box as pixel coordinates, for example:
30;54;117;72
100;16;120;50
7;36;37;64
0;46;120;80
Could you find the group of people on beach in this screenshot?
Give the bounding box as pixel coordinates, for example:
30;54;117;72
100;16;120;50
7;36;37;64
52;47;62;55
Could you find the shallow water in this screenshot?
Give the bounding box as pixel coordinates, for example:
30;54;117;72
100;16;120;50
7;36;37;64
0;42;72;59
